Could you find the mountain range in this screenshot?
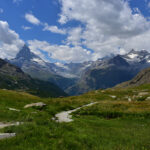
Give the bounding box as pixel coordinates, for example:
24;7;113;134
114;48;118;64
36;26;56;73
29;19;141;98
8;45;150;95
67;49;150;95
0;58;66;97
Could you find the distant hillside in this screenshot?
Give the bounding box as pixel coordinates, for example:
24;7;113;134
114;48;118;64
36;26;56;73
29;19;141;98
115;67;150;88
0;58;67;97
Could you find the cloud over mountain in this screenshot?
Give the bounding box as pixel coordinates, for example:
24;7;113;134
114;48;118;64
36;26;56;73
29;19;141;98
58;0;150;58
28;40;92;62
0;20;24;59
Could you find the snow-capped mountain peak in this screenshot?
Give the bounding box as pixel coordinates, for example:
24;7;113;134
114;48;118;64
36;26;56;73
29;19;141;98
16;45;35;60
122;49;150;64
11;44;47;67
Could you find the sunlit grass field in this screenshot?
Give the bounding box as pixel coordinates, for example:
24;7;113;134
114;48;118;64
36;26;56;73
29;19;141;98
0;85;150;149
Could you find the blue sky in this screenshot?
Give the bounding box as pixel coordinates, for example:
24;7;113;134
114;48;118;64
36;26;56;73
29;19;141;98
0;0;65;44
0;0;150;63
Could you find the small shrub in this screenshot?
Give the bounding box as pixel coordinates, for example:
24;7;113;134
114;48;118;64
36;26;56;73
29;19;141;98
137;96;146;101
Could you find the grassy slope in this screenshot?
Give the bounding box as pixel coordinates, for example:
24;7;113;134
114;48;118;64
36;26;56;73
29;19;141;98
0;85;150;149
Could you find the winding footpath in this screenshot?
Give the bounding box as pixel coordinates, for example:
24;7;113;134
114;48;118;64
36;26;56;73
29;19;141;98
53;102;98;123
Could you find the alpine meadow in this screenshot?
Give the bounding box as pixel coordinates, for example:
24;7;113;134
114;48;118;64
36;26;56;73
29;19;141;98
0;0;150;149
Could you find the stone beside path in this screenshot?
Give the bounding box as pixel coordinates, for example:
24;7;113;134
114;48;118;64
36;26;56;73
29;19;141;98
8;108;20;112
0;122;21;129
0;122;22;140
110;95;117;99
0;133;16;139
0;101;46;140
24;102;46;108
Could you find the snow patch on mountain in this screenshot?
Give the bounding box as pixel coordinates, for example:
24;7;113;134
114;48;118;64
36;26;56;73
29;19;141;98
32;58;46;66
147;60;150;63
55;62;69;70
122;49;150;64
128;53;138;59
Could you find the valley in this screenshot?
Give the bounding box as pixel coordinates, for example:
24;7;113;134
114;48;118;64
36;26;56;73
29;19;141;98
8;45;150;96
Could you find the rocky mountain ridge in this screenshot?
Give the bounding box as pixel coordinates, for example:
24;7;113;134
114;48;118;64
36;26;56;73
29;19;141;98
67;49;150;95
0;58;66;97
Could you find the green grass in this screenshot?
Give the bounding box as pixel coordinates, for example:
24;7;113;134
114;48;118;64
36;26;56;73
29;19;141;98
0;85;150;149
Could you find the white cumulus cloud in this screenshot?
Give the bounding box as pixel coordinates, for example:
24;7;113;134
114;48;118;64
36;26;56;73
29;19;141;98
66;27;83;46
0;20;24;59
25;13;41;25
43;23;66;34
58;0;150;58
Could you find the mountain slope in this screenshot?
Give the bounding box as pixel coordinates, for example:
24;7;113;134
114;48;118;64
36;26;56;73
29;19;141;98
0;58;66;97
67;50;150;95
116;67;150;88
66;55;132;95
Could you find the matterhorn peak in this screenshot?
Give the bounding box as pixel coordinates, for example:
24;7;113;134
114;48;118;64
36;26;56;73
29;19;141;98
16;44;35;60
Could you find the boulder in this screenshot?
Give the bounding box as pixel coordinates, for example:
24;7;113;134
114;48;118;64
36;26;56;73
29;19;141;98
24;102;46;108
138;92;149;96
146;97;150;101
110;95;116;99
8;108;20;112
0;133;16;140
